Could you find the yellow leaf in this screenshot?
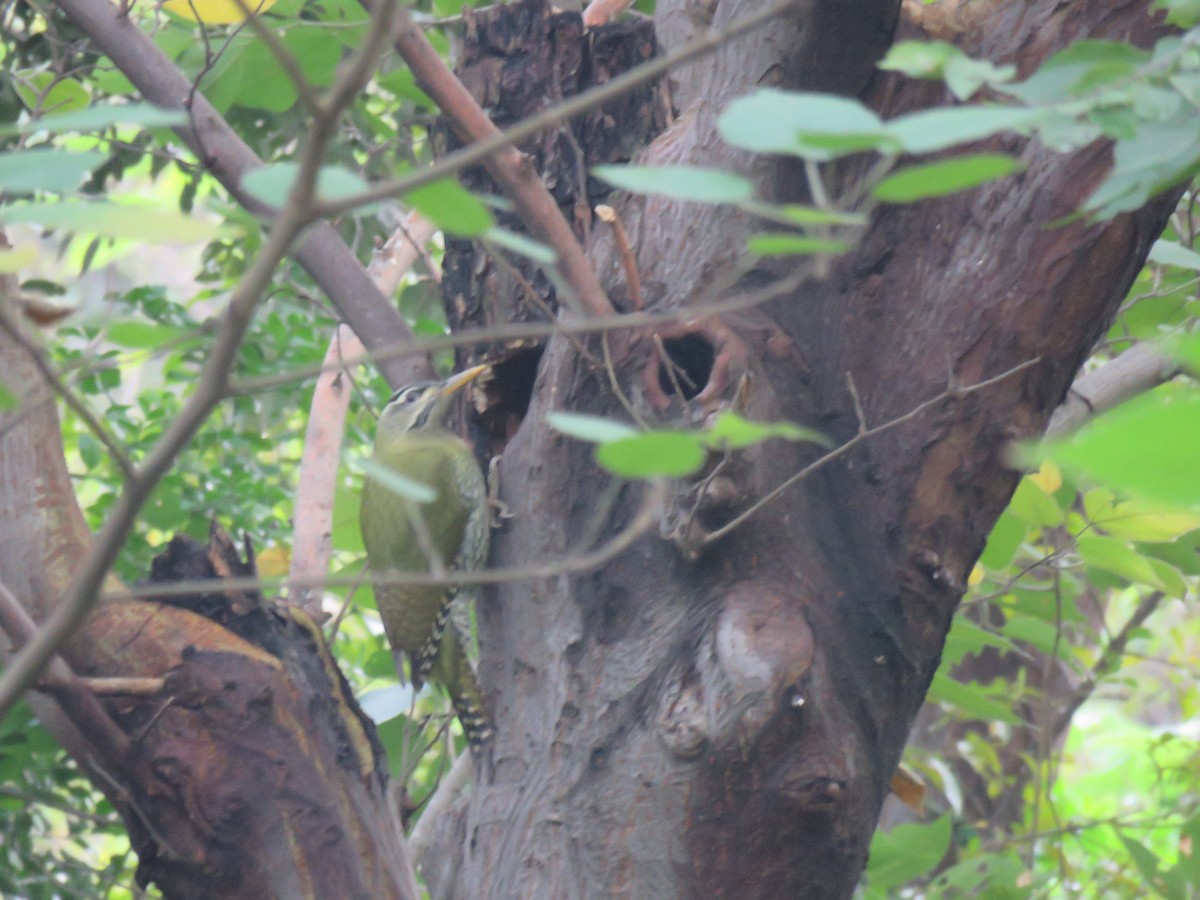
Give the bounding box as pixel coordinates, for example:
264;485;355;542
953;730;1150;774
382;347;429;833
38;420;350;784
1027;460;1062;494
968;564;984;587
256;545;292;577
163;0;277;25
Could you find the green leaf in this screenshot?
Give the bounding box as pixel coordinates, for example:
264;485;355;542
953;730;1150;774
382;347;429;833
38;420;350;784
740;200;867;228
0;150;106;193
873;154;1023;202
7;103;185;135
355;455;437;503
1148;239;1200;271
1076;533;1167;589
879;41;1015;99
718;89;894;161
597;432;707;478
241;163;373;210
484;227;557;264
1158;0;1200;27
1034;389;1200;508
1085;120;1200;218
1006;477;1065;527
1008;40;1150;104
866;814;953;892
929;673;1023;724
927;853;1024;897
942;617;1020;668
547;412;637;443
979;508;1026;570
747;233;851;257
1082;490;1200;542
0;383;18;411
1001;613;1063;658
879;40;967;79
886;107;1041;155
592;165;754;203
404;179;494;237
0;201;221;243
703;411;827;450
15;74;90;117
1116;831;1185;900
107;321;187;349
77;433;102;470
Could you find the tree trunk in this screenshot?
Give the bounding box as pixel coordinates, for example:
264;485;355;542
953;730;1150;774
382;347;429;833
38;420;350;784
0;265;417;898
433;1;1179;897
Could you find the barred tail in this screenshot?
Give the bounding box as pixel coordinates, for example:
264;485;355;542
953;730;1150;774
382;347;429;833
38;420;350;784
434;628;494;756
413;594;453;689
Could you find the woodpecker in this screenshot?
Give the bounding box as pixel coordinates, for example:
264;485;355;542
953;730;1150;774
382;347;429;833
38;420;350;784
359;364;493;753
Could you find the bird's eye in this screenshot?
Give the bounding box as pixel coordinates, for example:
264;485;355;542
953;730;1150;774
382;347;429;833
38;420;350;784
403;391;420;404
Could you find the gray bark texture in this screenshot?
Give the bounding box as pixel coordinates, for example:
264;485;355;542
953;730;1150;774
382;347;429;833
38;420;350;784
427;0;1181;897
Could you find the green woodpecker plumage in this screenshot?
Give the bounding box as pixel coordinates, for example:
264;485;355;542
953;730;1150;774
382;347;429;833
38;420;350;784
359;365;492;751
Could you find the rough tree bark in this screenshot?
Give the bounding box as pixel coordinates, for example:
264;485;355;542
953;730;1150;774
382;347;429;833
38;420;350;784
0;264;418;895
0;0;1183;897
423;0;1181;898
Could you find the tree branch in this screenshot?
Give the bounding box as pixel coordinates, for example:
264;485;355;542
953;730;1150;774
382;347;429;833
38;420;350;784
1046;342;1182;438
1051;590;1165;738
0;0;403;723
54;0;428;389
288;213;437;617
0;580;133;772
390;5;613;318
315;0;802;218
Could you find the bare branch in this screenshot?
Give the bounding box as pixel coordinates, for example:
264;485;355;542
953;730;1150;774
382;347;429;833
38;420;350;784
700;358;1042;547
390;5;612;318
1046;342;1182;438
408;750;472;866
0;306;135;481
288;214;438;617
1051;590;1165;738
0;0;402;723
55;0;427;389
0;580;132;769
316;0;803;218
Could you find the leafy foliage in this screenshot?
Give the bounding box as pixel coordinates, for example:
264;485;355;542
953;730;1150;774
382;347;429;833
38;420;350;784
0;1;1199;896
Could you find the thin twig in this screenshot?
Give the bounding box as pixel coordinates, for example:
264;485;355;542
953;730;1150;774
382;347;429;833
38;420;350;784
231;267;814;395
230;0;321;113
0;581;133;767
0;308;135;481
596;204;643;310
1050;590;1165;737
0;0;402;724
409;750;472;866
699;359;1041;547
316;0;804;218
389;5;612;318
603;332;649;427
102;479;667;601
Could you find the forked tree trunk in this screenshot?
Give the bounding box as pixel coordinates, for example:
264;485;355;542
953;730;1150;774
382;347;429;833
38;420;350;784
0;0;1181;897
430;1;1180;897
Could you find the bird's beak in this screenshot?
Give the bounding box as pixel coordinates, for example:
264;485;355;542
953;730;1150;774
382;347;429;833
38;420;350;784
440;363;490;399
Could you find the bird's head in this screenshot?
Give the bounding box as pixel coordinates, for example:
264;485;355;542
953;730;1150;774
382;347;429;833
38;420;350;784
376;364;489;435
